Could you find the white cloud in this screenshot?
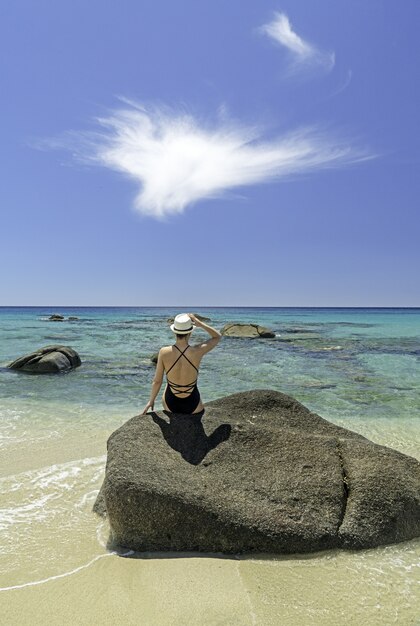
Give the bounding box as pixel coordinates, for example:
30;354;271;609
54;101;371;219
260;12;335;74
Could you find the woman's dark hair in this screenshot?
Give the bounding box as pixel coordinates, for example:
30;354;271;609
176;332;190;340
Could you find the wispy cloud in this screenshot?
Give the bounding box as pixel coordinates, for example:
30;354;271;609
50;100;372;219
330;69;353;98
259;12;335;74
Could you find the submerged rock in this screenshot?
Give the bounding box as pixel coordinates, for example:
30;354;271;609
283;327;315;334
8;345;81;373
302;381;337;389
93;390;420;554
150;353;159;365
221;323;275;338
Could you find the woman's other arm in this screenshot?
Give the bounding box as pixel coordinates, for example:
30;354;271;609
141;349;165;414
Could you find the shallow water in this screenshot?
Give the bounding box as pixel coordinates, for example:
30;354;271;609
1;307;419;624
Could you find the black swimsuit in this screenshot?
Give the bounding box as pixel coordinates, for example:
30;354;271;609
164;345;201;414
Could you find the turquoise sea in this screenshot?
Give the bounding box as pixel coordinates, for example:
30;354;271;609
1;307;419;624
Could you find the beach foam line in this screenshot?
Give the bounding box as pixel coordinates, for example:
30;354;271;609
0;549;134;592
0;454;106;486
0;455;106;530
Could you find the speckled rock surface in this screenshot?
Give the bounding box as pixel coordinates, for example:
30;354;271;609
94;390;420;554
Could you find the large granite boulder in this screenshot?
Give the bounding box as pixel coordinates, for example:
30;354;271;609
221;323;275;338
8;345;81;373
93;390;420;554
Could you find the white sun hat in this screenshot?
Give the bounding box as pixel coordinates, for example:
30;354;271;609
170;313;195;334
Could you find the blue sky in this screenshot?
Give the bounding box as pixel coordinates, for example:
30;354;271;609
1;0;419;306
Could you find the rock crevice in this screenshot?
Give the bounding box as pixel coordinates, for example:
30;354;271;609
336;440;350;533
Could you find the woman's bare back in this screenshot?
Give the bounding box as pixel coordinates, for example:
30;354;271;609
161;344;203;397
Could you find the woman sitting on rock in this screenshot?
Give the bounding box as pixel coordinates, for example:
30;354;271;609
141;313;221;415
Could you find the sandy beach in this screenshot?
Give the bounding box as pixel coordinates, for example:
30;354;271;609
1;413;419;626
3;535;420;626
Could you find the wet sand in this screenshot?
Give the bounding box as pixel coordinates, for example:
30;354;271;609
2;541;420;626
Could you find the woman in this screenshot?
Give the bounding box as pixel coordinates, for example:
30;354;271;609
141;313;221;415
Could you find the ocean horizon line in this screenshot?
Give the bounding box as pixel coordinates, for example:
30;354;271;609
1;305;420;310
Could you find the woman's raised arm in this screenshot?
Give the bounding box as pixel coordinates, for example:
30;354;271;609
188;313;222;354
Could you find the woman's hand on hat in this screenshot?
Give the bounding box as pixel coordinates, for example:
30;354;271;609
188;313;199;326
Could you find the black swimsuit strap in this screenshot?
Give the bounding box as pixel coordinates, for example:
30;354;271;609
166;345;199;375
165;345;199;396
173;345;199;372
167;381;197;396
168;381;197;388
165;347;187;376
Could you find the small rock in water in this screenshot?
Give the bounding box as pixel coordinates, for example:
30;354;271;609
221;323;275;338
282;333;320;341
48;314;64;321
303;381;337;389
8;345;81;373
